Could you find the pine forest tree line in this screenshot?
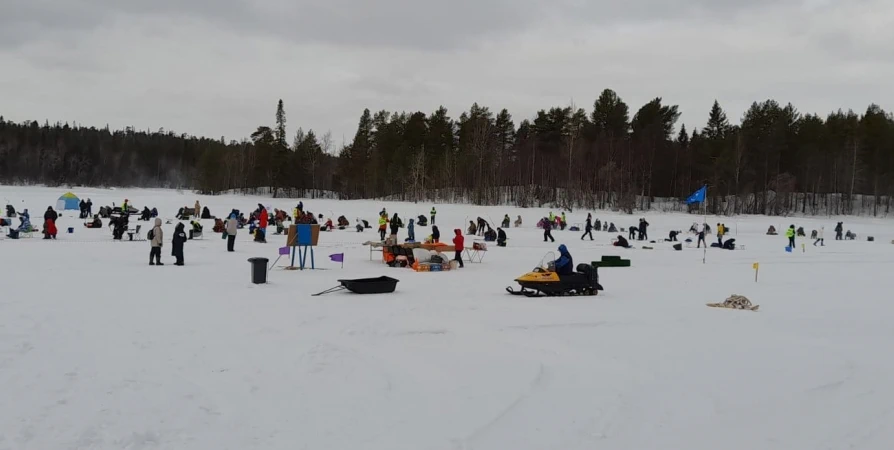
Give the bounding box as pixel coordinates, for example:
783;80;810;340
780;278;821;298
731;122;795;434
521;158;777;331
1;89;893;216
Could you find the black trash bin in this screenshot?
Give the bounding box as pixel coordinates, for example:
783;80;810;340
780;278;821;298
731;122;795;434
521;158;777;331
248;257;269;284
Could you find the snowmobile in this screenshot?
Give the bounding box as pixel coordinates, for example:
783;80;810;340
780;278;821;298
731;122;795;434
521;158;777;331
506;252;603;297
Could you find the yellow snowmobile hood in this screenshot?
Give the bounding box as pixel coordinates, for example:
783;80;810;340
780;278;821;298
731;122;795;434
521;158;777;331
515;270;560;283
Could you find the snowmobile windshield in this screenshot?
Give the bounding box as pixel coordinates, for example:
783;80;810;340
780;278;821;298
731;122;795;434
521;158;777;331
538;252;557;271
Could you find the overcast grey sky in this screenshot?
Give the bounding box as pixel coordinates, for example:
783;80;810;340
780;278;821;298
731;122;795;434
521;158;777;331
1;0;892;146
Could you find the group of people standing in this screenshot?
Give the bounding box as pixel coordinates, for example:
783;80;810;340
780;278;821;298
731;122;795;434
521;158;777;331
78;198;93;219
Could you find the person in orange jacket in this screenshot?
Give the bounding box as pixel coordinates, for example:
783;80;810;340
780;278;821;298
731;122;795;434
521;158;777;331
452;229;464;268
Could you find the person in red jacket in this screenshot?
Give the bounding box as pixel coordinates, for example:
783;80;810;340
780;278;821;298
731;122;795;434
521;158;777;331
256;204;268;243
452;229;464;268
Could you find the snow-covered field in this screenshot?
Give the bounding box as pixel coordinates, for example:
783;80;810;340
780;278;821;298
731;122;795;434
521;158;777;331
2;185;893;450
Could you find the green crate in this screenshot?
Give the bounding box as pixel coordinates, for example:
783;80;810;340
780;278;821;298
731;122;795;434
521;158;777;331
599;259;631;268
601;255;622;262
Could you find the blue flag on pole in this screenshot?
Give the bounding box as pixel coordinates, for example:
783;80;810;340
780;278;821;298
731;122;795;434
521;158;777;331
685;185;707;204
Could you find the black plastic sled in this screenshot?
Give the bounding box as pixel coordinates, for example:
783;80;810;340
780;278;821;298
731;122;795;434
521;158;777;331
312;276;399;296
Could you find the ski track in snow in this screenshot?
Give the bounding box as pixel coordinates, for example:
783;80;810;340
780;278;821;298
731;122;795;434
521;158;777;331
2;186;894;449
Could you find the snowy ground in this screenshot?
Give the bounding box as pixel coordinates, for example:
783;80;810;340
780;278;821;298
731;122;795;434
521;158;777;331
2;186;893;450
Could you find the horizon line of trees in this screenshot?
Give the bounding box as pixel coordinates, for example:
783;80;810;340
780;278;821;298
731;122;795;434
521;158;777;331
1;89;892;216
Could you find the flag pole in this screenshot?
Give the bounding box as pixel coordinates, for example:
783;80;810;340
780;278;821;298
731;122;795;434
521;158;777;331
703;186;708;264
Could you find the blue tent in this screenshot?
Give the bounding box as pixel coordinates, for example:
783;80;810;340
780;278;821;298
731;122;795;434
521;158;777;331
56;192;80;210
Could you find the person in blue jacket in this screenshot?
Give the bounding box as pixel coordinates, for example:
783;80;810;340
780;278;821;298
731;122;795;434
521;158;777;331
554;244;574;275
406;218;416;242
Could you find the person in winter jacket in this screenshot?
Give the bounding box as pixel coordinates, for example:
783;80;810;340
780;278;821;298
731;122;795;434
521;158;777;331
835;222;843;240
149;218;163;265
431;225;440;243
581;216;593;240
43;207;58;239
390;213;400;237
614;235;630;248
85;198;93;217
194;201;201;219
256;204;268;243
226;213;238;252
554;244;573;275
378;214;388;240
406;219;415;242
639;218;649;241
452;229;464;268
786;225;796;248
628;225;637;241
496;227;507;247
814;226;824;246
543;217;555;242
18;209;31;232
501;214;510;228
79;200;87;219
430;206;436;225
716;223;724;245
44;206;58;222
172;222;187;265
514;215;522;227
697;224;707;248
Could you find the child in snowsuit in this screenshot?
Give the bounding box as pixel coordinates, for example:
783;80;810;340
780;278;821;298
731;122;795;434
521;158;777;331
378;214;388;240
172;222;187;265
149;218;163;265
786;225;796;248
452;229;464;268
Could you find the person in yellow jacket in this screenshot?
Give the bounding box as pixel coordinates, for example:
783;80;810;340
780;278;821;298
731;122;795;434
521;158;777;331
378;214;388;241
716;223;724;245
785;225;796;248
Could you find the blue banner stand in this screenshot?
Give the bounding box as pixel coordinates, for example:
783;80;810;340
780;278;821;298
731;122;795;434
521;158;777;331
290;224;316;270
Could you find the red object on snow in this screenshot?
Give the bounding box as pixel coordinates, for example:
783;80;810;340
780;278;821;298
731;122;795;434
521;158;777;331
45;219;58;236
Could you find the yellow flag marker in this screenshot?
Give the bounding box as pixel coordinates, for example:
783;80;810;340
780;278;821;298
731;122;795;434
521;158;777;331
753;262;759;282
